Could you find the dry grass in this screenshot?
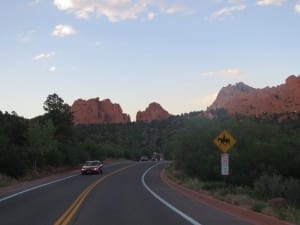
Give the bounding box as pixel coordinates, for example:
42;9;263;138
225;194;253;206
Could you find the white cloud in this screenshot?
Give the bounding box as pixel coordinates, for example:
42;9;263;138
53;0;73;10
147;12;155;20
295;2;300;13
33;51;56;60
49;66;56;72
53;0;191;22
201;68;245;78
52;24;77;37
211;4;246;19
257;0;285;6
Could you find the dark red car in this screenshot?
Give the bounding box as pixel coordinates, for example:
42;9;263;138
81;160;103;175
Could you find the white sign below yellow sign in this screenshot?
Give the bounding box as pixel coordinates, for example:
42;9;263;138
221;153;229;175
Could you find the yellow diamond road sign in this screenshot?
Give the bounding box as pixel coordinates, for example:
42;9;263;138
214;130;236;153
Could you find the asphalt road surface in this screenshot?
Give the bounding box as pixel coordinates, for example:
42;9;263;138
0;162;253;225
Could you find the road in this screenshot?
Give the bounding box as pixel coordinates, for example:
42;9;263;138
0;162;252;225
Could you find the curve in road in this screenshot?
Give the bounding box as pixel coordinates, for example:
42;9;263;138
141;162;202;225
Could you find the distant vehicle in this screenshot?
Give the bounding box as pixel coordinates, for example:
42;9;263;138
81;160;103;175
151;152;161;161
140;156;149;161
151;155;160;161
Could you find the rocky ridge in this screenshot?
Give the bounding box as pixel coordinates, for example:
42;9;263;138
70;75;299;124
71;97;130;125
207;75;300;118
136;102;171;122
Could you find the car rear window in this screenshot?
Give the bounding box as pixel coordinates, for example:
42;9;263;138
85;161;100;166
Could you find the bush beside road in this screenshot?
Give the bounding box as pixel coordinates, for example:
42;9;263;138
164;164;300;225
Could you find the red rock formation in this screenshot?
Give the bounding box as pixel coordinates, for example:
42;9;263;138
207;75;300;118
71;97;130;125
136;102;171;122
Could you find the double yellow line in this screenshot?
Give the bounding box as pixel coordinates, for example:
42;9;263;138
54;164;135;225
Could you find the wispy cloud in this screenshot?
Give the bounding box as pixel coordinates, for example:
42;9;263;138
210;4;246;20
53;0;192;22
28;0;40;6
201;68;245;78
52;24;77;37
164;3;193;14
33;51;56;60
295;1;300;13
257;0;285;6
49;66;56;72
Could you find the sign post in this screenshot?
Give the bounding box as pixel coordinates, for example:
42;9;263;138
213;130;236;184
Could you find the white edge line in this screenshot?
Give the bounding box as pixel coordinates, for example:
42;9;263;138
141;162;202;225
0;162;126;203
0;174;78;203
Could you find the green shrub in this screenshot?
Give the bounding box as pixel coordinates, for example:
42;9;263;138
254;174;285;199
251;201;266;212
254;174;300;207
284;206;300;224
183;177;203;191
285;178;300;207
202;181;225;191
0;173;16;187
0;146;28;178
234;186;253;195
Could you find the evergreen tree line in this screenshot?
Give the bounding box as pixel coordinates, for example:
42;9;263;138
163;115;300;205
165;116;300;185
0;94;74;178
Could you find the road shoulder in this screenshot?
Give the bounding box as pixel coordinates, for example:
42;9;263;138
160;168;294;225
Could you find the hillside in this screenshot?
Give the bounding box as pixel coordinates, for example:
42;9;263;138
207;75;300;120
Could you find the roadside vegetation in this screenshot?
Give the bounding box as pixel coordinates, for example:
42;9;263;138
0;94;299;224
165;163;300;224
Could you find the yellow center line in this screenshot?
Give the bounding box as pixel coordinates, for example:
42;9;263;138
54;163;136;225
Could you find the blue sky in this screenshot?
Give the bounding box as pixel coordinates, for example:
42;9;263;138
0;0;299;120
